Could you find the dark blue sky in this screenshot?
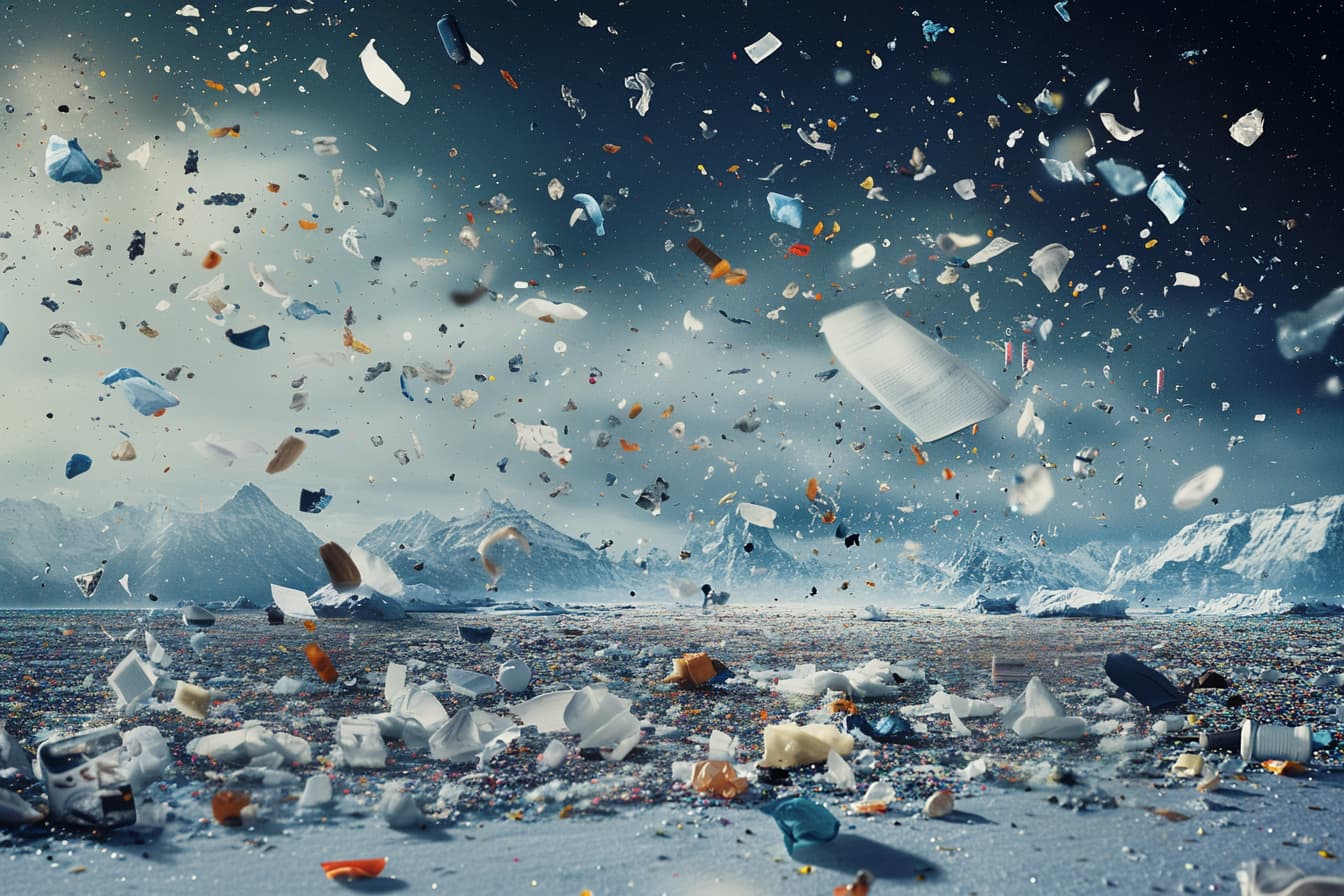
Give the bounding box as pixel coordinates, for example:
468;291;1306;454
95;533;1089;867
0;0;1341;561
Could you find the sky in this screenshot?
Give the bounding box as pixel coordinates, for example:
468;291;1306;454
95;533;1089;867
1;0;1342;564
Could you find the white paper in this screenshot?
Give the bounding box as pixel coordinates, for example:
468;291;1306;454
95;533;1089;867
744;32;782;64
821;302;1009;442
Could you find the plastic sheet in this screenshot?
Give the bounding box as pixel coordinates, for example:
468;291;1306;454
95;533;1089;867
359;39;411;105
1147;172;1187;224
764;796;839;851
767;192;804;228
46;135;103;184
1275;286;1344;359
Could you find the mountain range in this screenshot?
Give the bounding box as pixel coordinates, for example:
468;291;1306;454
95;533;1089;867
1;485;1341;609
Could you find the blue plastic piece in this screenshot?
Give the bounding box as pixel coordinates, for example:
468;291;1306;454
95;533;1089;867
46;136;103;184
0;321;8;346
437;15;470;64
286;301;331;320
767;192;804;229
921;19;951;42
573;193;605;236
844;711;915;743
102;367;180;416
226;325;270;350
298;488;332;513
763;797;840;851
815;368;839;382
399;373;415;401
1096;159;1148;196
1054;0;1071;21
1147;172;1187;224
301;427;340;438
65;453;92;479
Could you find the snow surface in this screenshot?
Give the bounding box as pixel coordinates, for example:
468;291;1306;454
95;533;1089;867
1193;589;1344;616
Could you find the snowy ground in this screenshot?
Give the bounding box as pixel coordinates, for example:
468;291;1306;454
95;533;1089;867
2;607;1342;895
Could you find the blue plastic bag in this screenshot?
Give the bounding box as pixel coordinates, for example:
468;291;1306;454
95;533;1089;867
46;136;103;185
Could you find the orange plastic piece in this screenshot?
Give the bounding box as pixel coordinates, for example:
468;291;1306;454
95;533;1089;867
1262;760;1307;777
661;405;674;418
204;79;225;91
787;243;811;257
689;760;749;799
343;327;372;354
834;871;873;896
812;221;824;237
806;478;820;501
202;250;222;269
942;467;955;480
911;445;927;466
850;802;888;816
208;125;241;138
298;219;318;230
302;619;317;632
618;439;641;452
642;135;654;144
499;69;519;89
661;652;718;688
628;403;643;419
305;642;338;683
320;858;388;881
602;143;621;154
266;183;281;193
212;789;251;825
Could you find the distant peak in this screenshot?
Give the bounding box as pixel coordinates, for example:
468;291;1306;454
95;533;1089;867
224;482;275;510
476;487;515;511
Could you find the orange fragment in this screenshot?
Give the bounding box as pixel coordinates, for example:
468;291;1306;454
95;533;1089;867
320;858;387;881
207;125;241;138
302;619;317;632
298;219;318;230
202;250;222;269
806;478;820;501
204;79;225;91
941;467;955;480
661;405;674;418
642;134;654;144
911;445;927;466
618;439;641;452
212;790;251;825
266;183;280;193
628;402;643;419
304;642;338;683
812;221;824;237
1262;760;1308;777
602;143;622;154
499;69;519;89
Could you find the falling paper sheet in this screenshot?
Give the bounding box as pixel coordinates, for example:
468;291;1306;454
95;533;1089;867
359;39;411;105
1098;112;1144;141
821;302;1009;442
966;237;1018;265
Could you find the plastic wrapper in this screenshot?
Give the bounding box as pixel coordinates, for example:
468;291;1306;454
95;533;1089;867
1172;465;1224;510
767;192;804;228
1147;172;1187;224
359;39;410;105
1229;109;1265;147
103;367;180;416
1000;677;1086;739
1096;158;1148;196
690;760;749;799
759;722;854;769
573;193;606;235
736;502;776;528
1028;243;1073;293
1104;653;1187;712
744;31;782;63
266;435;307;474
46;135;103;184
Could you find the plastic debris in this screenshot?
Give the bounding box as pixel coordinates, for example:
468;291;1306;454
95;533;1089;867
103;367;180;416
764;796;840;851
1229;109;1265;147
821;302;1009;442
767;192;804;229
744;32;782;64
498;659;532;694
1275;286;1344;359
952;178;977;200
625;71;654;116
336;717;387;769
478;525;532;588
305;642;339;683
662;652;729;688
1147;172;1187;224
515;422;571;467
266;436;307;474
1096;158;1148;196
759;722;854;769
849;242;876;269
225;325;271;350
573;193;606;235
1098;112;1144;141
36;726;136;828
359;39;411;105
923;789;955;817
736;502;777;528
1028;243;1073;293
437;15;471;64
1172;465;1224;510
690;760;749;799
1000;677;1086;739
65;453;92;479
921;20;951;42
46;136;103;184
1104;653;1188;712
686;237;747;284
1236;860;1344;896
321;858;388;881
299;488;333;513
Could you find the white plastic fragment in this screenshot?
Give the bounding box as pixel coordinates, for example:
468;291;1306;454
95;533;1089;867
517;298;588;321
849;242;877;268
1229;109;1264;147
744;32;782;64
336;717;387;769
358;39;411;105
498;659;532;694
736;502;777;528
1028;243;1073;293
923;789;955;818
759;722;854;769
298;774;333;808
1009;465;1055;515
683;310;704;333
270;583;317;619
1098;112;1144;141
966;237;1018;265
952;178;976;200
1173;272;1201;288
1172;465;1224;510
378;781;427;828
109;651;156;708
308;57;329;79
1000;677;1087;740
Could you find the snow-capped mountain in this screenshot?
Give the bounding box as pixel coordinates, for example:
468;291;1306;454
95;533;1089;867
0;485;325;606
663;514;826;593
1107;494;1344;604
357;489;624;597
103;484;326;604
909;538;1113;597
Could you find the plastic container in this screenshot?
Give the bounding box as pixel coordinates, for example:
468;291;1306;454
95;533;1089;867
1240;720;1313;763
